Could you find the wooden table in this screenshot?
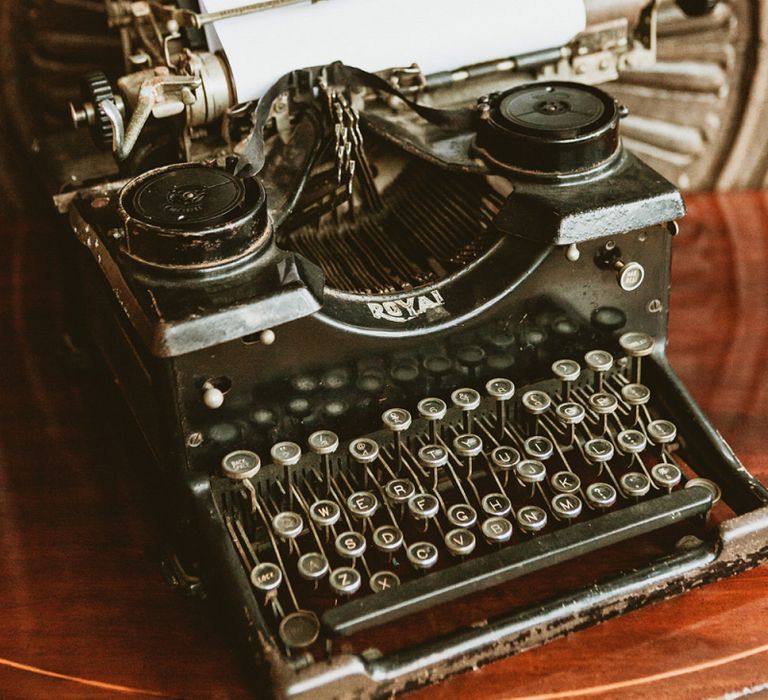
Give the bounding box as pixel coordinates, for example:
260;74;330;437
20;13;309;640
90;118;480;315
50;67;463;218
1;192;766;700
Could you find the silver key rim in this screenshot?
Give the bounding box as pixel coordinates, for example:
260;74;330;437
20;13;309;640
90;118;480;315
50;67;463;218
620;472;651;497
586;482;617;508
516;505;548;532
221;450;261;480
446;503;478;528
651;463;682;489
408;493;440;519
516;459;547;484
481;516;514;543
486;377;515;400
481;493;512;516
334;531;367;559
309;499;341;527
250;562;282;591
297;552;329;581
272;511;304;539
445;528;477;556
329;566;361;596
407;541;439;569
372;525;404;553
346;491;379;519
551;493;583;519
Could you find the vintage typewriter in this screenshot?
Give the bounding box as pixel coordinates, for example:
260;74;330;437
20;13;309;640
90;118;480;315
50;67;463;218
36;0;768;697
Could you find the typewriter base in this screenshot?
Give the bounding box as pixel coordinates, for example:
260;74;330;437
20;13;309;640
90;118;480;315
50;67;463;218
271;511;768;699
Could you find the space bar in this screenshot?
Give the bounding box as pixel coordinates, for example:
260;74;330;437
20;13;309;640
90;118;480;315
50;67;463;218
322;486;713;637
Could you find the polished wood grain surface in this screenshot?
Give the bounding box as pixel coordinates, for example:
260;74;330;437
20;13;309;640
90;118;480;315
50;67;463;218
1;192;767;700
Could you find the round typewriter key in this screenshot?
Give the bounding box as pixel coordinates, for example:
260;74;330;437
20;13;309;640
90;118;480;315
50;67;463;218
347;491;379;520
584;349;614;391
418;444;449;468
309;499;341;528
408;493;440;521
589;392;618;414
486;377;515;400
382;407;411;467
552;359;581;382
588;391;617;434
272;511;304;540
334;531;367;559
348;437;379;463
617;429;647;454
550;470;581;494
250;562;282;592
271;441;302;507
522;390;551;415
620;472;651;498
451;387;481;432
370;571;400;592
482;516;514;543
651;463;682;491
418;397;447;443
490;446;520;472
418;443;449;490
524;435;554;461
407;541;439;570
619;331;655;382
515;459;547;485
382;407;412;432
221;450;261;511
481;493;512;517
647;419;678;445
329;567;361;597
221;450;261;480
446;503;478;528
372;525;404;554
621;383;651;405
552;359;581;400
417;397;447;419
619;331;655;357
584;438;615;465
685;477;721;505
551;493;583;521
279;610;320;650
349;437;379;488
487;377;515;439
453;433;483;457
271;441;302;465
555;402;586;444
621;382;651;424
555;402;586;425
445;528;477;556
384;478;416;504
516;505;548;533
586;482;617;509
451;387;481;411
308;429;339;495
453;433;483;476
297;552;329;582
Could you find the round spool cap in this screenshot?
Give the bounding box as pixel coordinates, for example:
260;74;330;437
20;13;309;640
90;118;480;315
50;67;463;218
119;163;268;270
475;81;621;176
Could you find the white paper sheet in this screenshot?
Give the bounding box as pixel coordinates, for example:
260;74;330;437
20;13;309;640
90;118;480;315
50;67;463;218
199;0;587;102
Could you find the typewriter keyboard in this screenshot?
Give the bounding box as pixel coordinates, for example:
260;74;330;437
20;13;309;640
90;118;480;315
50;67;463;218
213;332;721;654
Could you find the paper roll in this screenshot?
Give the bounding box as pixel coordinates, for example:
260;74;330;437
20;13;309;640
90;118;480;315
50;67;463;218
200;0;587;102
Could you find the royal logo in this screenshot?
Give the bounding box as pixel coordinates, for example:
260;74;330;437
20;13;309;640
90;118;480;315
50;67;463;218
367;290;445;323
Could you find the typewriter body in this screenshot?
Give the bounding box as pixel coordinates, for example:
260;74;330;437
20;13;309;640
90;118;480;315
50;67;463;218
44;1;768;697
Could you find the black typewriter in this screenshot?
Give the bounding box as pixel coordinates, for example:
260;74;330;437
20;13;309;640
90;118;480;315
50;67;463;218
38;1;768;697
